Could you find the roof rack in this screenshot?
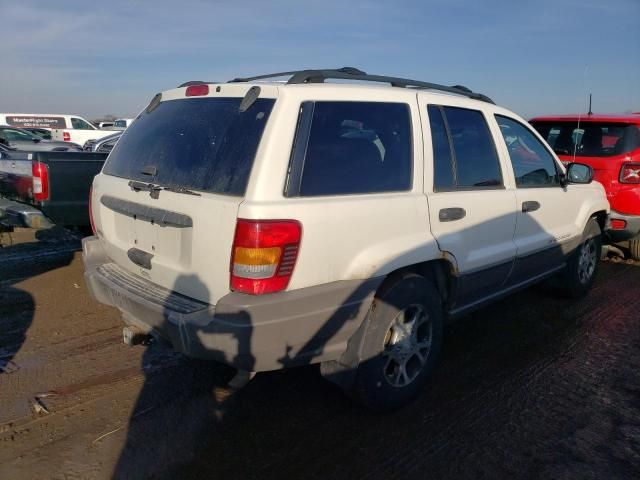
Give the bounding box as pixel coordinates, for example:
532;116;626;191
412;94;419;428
227;67;494;104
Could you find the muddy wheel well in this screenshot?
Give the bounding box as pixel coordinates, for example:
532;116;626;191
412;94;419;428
383;260;455;306
592;210;607;233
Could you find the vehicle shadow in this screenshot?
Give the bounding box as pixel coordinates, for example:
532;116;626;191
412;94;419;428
110;210;602;479
112;274;249;479
0;227;77;377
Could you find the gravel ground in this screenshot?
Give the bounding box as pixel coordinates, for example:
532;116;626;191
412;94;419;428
1;228;639;480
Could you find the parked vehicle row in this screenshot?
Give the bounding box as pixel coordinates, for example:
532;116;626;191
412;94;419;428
82;68;610;411
0;125;82;151
0;113;127;147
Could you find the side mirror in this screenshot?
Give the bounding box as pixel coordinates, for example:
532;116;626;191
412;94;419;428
566;162;593;184
32;137;42;143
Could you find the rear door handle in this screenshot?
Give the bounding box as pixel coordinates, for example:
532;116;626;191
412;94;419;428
522;201;540;213
439;207;466;222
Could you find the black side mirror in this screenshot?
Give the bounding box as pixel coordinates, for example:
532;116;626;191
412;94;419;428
566;162;594;184
32;137;41;143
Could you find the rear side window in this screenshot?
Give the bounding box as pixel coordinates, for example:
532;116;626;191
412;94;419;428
427;105;502;190
285;101;412;196
103;97;275;196
496;115;560;187
532;122;640;157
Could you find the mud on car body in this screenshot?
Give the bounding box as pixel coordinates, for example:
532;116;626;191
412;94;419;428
83;68;609;411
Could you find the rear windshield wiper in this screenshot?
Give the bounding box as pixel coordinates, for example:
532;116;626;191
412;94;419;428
162;186;201;196
128;180;200;198
129;180;161;193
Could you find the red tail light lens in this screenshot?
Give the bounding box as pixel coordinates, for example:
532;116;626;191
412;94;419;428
89;185;96;235
63;132;71;142
610;219;627;230
185;84;209;97
230;219;302;295
620;163;640;184
31;161;49;202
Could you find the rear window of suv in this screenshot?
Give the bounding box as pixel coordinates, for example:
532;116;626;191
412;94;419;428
532;122;640;157
103;97;275;196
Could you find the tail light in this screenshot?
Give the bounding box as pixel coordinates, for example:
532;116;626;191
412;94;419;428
63;132;71;142
89;185;96;235
610;219;627;230
185;84;209;97
31;161;49;202
230;219;302;295
619;163;640;184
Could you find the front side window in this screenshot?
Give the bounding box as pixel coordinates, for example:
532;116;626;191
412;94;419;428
71;118;95;130
427;105;455;191
286;101;412;196
427;105;502;190
496;115;560;187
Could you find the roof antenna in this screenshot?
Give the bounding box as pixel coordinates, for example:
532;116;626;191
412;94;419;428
572;66;589;163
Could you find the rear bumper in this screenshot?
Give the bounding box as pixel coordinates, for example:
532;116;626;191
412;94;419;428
0;197;54;229
82;236;381;372
606;210;640;242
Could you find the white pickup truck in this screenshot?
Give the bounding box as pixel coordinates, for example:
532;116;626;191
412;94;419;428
50;116;116;145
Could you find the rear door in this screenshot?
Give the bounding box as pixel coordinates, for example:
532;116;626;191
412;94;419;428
421;99;518;309
493;115;584;282
92;86;278;305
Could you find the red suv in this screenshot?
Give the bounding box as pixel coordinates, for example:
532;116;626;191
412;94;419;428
530;114;640;259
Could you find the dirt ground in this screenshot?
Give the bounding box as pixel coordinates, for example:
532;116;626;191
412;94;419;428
1;228;639;480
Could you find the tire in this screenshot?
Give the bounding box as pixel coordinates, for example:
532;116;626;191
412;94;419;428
350;273;444;412
561;218;602;298
629;235;640;261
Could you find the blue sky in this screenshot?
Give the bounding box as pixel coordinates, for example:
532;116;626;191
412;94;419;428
1;0;638;120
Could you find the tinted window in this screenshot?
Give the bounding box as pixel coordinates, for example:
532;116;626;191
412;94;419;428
103;97;275;196
442;107;502;188
114;120;127;128
532;122;640;157
427;105;455;191
1;128;36;141
496;115;560;187
71;118;94;130
289;101;412;196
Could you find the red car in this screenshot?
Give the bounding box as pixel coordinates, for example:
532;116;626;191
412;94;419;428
530;114;640;259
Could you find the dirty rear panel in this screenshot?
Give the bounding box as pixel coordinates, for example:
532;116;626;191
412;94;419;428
92;84;278;305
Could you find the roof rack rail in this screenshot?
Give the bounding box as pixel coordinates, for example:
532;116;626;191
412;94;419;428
228;67;494;104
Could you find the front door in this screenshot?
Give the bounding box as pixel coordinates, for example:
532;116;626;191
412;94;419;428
492;114;584;284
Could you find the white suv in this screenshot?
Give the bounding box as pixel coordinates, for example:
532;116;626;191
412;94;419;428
83;68;609;411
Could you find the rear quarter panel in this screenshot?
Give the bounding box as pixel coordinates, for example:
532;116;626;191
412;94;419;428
240;86;442;290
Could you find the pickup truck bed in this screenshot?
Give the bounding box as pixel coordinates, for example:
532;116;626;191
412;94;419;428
0;151;107;228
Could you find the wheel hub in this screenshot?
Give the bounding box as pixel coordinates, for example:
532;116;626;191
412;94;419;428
382;304;433;388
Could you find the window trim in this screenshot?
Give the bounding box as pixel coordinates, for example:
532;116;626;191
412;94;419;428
428;104;505;192
495;114;563;189
284;100;414;198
